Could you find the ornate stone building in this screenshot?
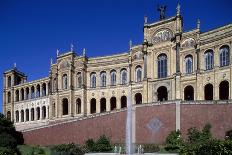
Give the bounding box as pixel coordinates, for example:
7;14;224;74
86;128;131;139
3;5;232;130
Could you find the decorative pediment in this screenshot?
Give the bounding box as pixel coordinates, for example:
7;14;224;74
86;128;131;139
133;51;143;60
59;60;70;69
182;38;196;49
152;29;173;44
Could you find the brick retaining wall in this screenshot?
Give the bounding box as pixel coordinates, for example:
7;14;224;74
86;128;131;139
22;103;232;146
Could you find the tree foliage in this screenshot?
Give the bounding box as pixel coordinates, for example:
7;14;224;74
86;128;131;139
165;129;183;152
0;113;24;155
165;123;232;155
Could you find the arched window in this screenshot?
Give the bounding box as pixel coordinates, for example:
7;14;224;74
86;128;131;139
185;55;193;74
158;54;167;78
100;98;106;112
135;66;142;82
100;71;107;87
42;83;46;96
21;110;24;122
7;111;11;121
31;86;35;99
20;88;24;100
219;80;229;100
8;76;11;87
25;109;29;121
36;84;40;98
121;96;127;108
205;50;214;70
77;72;82;88
15;111;19;122
135;93;142;104
26;87;29;100
42;106;46;119
184;85;194;101
62;98;68;115
157;86;168;101
110;97;117;110
90;73;96;88
121;69;127;85
15;90;19;102
7;92;11;103
76;98;81;114
31;108;34;121
90;98;96;114
205;83;213;100
110;70;117;86
62;74;68;89
220;45;230;67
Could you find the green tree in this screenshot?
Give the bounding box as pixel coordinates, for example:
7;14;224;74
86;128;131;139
0;113;24;155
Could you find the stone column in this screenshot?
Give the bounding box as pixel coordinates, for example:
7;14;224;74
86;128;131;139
196;47;200;72
106;98;110;112
46;106;49;119
116;97;120;110
29;109;31;121
128;65;132;83
24;89;27;100
19;111;21;123
143;53;147;79
40;84;42;97
24;109;26;122
29;87;31;99
142;40;148;79
176;42;180;73
46;83;48;96
81;69;84;88
19;90;21;101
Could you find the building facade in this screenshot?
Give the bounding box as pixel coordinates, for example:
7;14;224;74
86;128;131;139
3;5;232;130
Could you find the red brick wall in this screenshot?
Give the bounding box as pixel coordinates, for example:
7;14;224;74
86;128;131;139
23;103;232;146
23;111;127;146
181;104;232;139
136;104;176;144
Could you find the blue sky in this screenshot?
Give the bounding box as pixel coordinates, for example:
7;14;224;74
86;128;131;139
0;0;232;112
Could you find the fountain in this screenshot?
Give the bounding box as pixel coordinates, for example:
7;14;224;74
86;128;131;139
125;88;134;154
85;89;178;155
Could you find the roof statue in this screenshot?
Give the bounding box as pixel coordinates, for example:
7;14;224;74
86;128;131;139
144;16;148;24
129;40;132;50
176;2;180;16
157;5;167;20
83;48;86;56
71;43;74;52
56;49;59;57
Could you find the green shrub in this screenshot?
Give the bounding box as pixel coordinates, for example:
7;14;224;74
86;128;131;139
85;139;95;152
222;140;232;154
85;135;113;153
94;135;112;152
165;130;183;153
51;143;84;155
